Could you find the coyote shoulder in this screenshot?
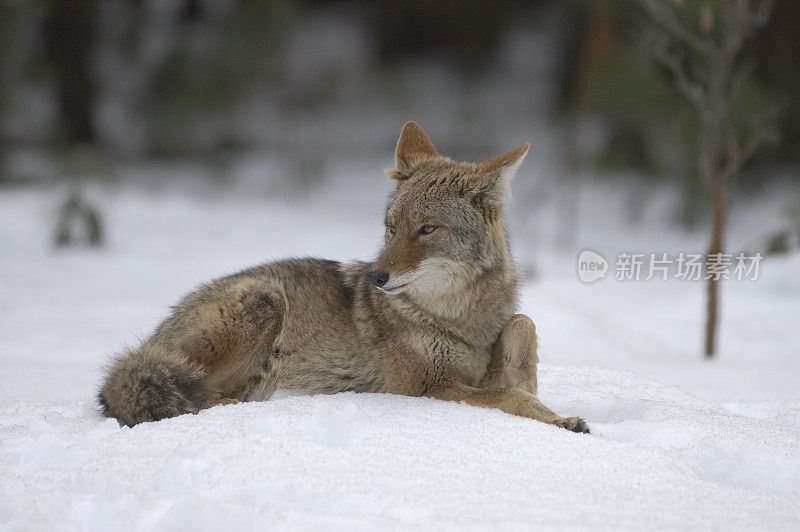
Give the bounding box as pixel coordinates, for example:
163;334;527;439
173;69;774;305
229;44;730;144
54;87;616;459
99;121;589;433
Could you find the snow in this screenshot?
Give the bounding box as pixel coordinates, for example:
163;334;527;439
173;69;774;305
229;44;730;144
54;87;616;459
2;377;799;529
1;177;800;530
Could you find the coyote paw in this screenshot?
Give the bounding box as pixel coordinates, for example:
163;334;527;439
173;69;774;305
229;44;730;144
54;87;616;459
554;416;590;434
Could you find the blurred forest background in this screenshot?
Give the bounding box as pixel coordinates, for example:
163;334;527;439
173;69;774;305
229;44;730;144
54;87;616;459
0;0;798;248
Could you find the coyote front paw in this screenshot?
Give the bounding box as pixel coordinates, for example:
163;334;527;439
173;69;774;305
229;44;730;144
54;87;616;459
554;416;590;434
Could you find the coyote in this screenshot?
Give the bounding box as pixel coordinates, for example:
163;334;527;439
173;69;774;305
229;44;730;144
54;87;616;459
99;121;589;433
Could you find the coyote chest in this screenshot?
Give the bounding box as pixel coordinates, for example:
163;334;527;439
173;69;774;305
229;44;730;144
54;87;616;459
409;327;494;390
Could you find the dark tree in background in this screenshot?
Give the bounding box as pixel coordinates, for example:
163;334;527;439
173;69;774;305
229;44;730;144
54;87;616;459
44;0;105;247
44;0;97;144
636;0;779;357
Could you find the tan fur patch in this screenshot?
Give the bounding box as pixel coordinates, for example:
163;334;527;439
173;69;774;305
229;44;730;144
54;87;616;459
375;234;423;277
183;302;242;374
384;168;410;181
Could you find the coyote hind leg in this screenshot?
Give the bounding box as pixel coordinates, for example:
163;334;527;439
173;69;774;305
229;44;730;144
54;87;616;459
176;279;285;403
99;280;285;426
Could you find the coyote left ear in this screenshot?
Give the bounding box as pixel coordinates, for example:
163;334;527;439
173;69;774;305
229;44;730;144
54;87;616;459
469;142;530;206
394;121;438;174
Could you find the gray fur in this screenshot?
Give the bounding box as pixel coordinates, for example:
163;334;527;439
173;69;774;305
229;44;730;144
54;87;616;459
98;121;588;432
98;344;214;427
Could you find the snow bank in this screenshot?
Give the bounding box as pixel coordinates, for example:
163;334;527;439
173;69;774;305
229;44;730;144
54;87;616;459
2;367;799;530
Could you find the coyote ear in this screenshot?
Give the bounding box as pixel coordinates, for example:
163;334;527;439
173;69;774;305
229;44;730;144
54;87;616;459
394;121;438;173
469;142;530;206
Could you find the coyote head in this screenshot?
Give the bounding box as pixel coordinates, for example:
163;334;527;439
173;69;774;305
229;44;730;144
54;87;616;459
370;121;528;299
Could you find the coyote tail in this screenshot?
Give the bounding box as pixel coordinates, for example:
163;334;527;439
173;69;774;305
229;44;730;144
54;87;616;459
98;343;215;427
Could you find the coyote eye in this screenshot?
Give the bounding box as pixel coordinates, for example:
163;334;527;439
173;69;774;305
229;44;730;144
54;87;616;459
387;226;396;236
419;224;438;235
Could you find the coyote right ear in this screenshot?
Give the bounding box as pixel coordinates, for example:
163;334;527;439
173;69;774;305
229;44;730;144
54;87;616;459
394;121;438;174
467;142;530;207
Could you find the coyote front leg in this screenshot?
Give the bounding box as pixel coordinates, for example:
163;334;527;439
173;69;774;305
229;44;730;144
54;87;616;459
427;313;589;433
480;313;539;394
426;384;588;432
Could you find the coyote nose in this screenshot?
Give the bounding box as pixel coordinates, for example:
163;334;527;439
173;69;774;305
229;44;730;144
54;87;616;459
369;270;389;288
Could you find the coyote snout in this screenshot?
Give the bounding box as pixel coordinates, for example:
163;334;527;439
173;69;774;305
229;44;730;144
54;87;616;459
369;267;418;293
369;269;420;294
369;270;389;287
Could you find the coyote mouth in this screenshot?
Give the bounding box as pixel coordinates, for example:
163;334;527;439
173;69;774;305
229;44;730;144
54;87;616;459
379;283;409;294
376;269;423;294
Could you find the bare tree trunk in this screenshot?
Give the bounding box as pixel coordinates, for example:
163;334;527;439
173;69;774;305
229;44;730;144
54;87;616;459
636;0;777;358
704;175;725;357
701;48;727;359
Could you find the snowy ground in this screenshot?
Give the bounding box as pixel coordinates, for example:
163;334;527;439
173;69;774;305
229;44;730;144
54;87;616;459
1;174;800;530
